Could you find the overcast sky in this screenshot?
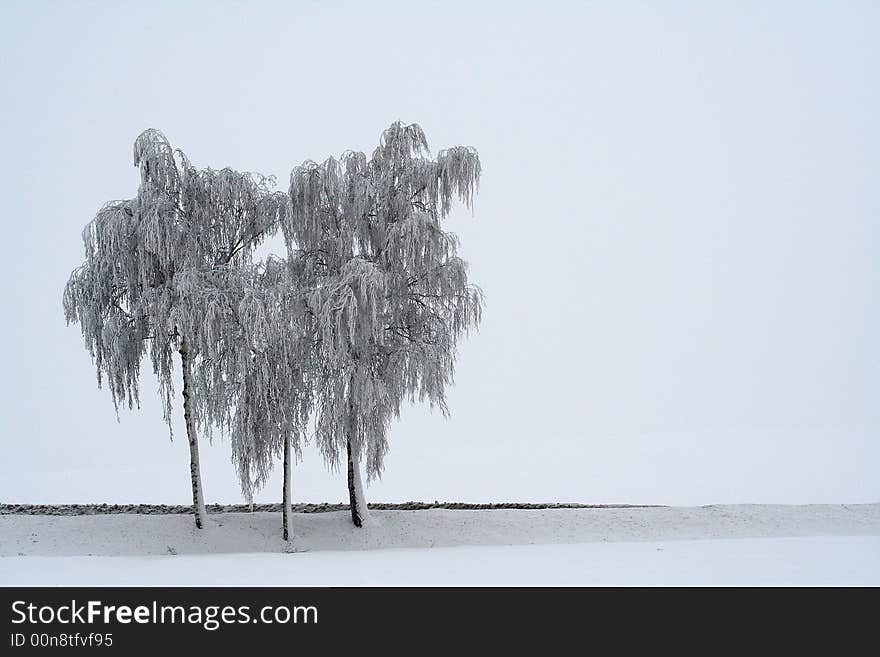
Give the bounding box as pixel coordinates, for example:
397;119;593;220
1;1;877;506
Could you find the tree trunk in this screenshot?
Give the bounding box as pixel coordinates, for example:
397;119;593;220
346;437;368;528
282;432;292;541
180;342;207;529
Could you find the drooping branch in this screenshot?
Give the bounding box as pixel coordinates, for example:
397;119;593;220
284;121;483;482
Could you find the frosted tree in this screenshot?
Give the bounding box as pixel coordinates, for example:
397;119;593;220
223;256;316;541
285;122;483;526
62;129;288;528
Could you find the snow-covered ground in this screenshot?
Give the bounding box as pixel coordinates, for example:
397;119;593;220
2;504;878;585
3;537;878;586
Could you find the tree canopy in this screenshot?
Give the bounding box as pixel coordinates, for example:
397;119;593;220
63;122;483;534
286;122;483;487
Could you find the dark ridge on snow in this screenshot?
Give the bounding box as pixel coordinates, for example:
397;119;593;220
0;502;663;516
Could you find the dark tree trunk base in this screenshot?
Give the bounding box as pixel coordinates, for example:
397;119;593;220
347;439;363;528
282;434;291;541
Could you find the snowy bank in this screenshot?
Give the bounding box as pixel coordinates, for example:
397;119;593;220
2;504;878;585
1;504;878;557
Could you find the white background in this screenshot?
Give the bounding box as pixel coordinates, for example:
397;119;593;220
1;1;877;506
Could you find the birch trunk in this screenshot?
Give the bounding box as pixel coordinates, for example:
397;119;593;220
179;341;207;529
282;433;292;541
346;437;368;528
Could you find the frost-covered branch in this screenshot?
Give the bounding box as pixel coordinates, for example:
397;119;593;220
285;121;483;488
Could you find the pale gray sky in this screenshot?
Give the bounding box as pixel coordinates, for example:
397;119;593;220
1;1;877;505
